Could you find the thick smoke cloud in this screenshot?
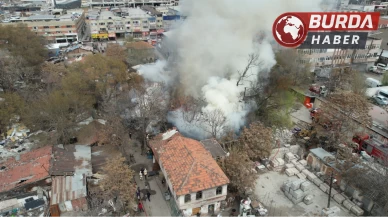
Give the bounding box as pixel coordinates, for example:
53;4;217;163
141;0;325;139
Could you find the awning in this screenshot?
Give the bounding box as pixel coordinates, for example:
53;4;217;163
157;29;164;34
108;33;116;37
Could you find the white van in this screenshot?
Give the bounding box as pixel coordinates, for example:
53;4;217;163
365;77;382;88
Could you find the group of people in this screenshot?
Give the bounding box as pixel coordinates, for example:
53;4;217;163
139;168;148;181
137;187;151;213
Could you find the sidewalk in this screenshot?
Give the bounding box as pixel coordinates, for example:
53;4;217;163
129;143;172;216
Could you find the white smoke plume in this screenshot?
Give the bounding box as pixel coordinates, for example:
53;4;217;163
141;0;326;139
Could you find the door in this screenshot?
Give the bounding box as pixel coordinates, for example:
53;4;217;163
192;207;201;215
208;204;215;215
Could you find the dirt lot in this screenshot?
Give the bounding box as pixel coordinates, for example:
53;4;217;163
254;171;351;216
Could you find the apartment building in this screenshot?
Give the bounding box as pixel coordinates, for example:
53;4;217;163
88;0;177;8
0;10;86;43
89;7;163;41
298;37;382;70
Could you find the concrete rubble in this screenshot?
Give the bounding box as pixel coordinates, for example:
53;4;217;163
282;179;314;205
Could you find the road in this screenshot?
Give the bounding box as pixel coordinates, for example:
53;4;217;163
352;63;383;81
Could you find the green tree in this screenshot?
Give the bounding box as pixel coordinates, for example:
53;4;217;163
0;24;47;67
23;89;93;144
70;54;128;109
0;92;25;133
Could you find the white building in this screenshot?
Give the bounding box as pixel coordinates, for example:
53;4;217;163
150;130;229;216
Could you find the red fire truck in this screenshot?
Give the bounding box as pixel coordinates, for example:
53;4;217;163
352;133;388;165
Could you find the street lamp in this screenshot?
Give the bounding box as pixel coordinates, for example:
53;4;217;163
327;171;337;208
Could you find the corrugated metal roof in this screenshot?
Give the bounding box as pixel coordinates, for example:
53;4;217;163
50;145;92;205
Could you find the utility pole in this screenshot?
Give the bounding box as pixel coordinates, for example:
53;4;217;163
327;170;334;208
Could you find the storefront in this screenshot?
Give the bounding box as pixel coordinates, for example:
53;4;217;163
91;32;108;41
108;33;116;40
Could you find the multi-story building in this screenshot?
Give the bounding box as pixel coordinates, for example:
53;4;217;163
89;7;163;41
149;129;229;217
88;0;177;8
298;37;382;70
0;9;86;43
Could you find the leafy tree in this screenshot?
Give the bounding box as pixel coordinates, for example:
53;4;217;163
218;148;257;196
0;24;47;67
200;109;226;138
274;49;312;87
69;54;128;109
239;122;273;160
23;89;92;144
0;92;25;133
125;41;155;67
99;157;136;213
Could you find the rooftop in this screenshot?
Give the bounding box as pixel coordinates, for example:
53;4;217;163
200;139;227;159
0;146;52;193
310;148;334;162
50;144;92;205
150;132;229;196
141;5;162;16
120;7;150;18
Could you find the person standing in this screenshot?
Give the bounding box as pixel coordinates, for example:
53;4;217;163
138;202;144;212
136;187;140;199
146;191;151;202
144;168;148;180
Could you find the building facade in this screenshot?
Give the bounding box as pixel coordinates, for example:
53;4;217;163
150;130;229;217
89;8;163;41
298;37;382;70
0;10;86;43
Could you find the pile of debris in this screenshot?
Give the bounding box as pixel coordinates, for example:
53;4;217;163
282;179;314;205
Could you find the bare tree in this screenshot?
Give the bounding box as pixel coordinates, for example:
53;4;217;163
99;157;137;214
200;109;226;138
132;83;169;151
236;53;261;87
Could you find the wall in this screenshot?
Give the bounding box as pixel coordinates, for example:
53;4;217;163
177;185;227;216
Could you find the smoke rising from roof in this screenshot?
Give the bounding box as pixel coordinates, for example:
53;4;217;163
142;0;325;139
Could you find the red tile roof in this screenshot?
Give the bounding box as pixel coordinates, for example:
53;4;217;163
150;133;229;196
0;146;52;193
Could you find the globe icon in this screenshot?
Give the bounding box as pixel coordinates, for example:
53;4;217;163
273;14;306;47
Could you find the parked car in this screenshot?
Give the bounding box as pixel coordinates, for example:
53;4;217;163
365;77;382;88
377;63;388;70
373;96;388;105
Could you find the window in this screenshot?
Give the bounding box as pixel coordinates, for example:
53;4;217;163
184;194;191;203
55;26;60;28
143;20;147;23
127;21;131;24
216;187;222;195
68;31;72;33
43;26;50;29
33;26;38;30
107;22;113;25
56;31;61;33
143;26;148;29
196;191;202;200
66;25;72;28
99;23;105;25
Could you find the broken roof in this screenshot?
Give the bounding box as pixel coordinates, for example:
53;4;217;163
150;132;229;196
50;144;92;205
200;139;227;159
0;146;52;193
